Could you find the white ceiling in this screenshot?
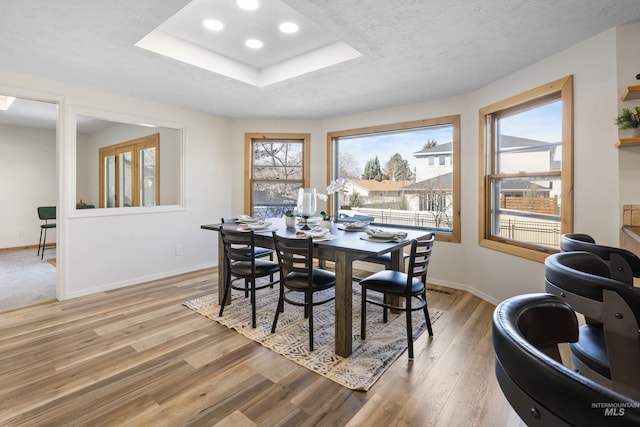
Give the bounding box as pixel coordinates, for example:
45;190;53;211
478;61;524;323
0;0;640;122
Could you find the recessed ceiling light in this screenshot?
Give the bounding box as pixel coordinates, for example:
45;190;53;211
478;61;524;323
237;0;259;11
202;19;224;31
279;22;299;34
245;39;264;49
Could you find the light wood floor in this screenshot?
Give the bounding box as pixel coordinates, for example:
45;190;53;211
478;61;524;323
0;267;522;426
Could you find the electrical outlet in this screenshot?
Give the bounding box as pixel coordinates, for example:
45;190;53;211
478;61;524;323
175;244;183;256
18;231;25;237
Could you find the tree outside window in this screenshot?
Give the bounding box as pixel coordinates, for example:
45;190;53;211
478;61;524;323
245;133;310;218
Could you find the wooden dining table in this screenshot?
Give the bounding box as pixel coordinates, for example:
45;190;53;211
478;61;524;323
201;218;431;357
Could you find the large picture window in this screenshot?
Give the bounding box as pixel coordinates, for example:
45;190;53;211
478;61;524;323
244;133;310;218
479;76;573;261
328;116;460;243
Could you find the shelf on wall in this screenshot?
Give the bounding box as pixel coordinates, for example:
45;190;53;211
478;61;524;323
615;137;640;148
621;85;640;101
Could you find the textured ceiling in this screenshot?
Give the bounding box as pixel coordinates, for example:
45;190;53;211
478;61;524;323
0;0;639;120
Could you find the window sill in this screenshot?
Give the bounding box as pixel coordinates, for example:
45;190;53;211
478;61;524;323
479;238;556;263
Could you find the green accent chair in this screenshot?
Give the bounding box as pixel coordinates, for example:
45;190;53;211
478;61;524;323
37;206;56;260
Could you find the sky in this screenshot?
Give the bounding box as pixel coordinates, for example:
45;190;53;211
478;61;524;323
338;100;562;176
338;125;452;173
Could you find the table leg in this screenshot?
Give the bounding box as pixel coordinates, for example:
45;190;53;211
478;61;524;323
334;251;353;357
217;232;230;305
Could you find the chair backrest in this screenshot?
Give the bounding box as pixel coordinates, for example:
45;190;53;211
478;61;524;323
406;234;435;291
219;227;257;273
545;251;640;321
545;251;640;396
271;232;313;287
560;233;640;284
37;206;56;221
493;293;640;426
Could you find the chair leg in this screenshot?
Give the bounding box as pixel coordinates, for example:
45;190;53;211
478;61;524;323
361;287;367;340
250;279;257;328
271;285;285;333
40;228;47;260
406;295;414;359
383;294;388;323
308;296;314;351
269;253;274;283
423;292;433;336
37;227;44;257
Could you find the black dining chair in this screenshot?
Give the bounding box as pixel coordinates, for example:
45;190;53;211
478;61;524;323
493;292;640;426
37;206;56;260
222;217;275;284
218;227;280;328
271;232;336;351
359;234;435;359
560;233;640;285
545;251;640;400
353;252;410;282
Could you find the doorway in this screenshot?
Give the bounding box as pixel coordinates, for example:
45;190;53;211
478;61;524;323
0;94;58;310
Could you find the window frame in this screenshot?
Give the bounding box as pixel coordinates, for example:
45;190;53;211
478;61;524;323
98;133;160;208
327;115;461;243
244;132;311;216
478;75;573;262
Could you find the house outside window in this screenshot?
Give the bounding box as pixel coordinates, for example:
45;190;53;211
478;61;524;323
244;133;310;218
327;115;460;243
479;76;573;262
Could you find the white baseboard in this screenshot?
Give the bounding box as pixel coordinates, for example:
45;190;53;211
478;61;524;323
63;262;216;300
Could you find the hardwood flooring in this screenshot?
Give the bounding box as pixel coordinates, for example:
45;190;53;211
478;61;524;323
0;268;521;426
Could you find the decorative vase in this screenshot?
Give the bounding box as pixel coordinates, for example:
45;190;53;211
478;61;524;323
297;188;317;230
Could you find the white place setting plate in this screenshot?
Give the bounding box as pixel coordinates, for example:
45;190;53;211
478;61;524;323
360;235;408;243
337;221;370;231
236;226;278;232
236;221;274;232
313;235;337;242
236;215;260;223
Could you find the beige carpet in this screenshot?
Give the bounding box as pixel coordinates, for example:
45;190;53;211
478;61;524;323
184;282;440;391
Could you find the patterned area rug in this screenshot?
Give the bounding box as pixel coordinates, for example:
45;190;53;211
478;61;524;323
183;282;441;391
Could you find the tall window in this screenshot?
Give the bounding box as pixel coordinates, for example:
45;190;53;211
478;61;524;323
479;76;573;262
328;116;460;243
245;133;310;218
99;133;160;208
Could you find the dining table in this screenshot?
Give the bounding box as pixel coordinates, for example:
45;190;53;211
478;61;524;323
201;217;431;357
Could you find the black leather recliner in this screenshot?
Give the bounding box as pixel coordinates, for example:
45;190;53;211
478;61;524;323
493;293;640;426
560;233;640;284
545;251;640;400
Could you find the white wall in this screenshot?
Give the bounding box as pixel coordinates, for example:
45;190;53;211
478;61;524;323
617;22;640;208
0;69;231;300
0;123;57;248
470;28;620;302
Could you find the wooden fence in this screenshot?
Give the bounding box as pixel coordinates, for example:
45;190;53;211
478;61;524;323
500;195;559;215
